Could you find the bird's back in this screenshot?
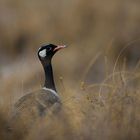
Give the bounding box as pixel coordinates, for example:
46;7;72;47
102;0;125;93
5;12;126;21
12;89;61;118
7;89;61;132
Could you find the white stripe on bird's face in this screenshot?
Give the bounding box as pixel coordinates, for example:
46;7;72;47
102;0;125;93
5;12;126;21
39;49;46;58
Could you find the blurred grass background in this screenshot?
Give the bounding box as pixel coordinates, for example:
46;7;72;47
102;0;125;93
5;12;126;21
0;0;140;140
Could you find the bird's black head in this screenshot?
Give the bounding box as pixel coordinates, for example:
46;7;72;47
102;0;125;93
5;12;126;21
38;44;66;62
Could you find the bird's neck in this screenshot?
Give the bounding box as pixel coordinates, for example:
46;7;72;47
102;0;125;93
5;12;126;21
43;61;56;91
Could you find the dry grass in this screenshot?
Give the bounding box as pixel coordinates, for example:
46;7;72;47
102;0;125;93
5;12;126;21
0;50;140;140
0;0;140;140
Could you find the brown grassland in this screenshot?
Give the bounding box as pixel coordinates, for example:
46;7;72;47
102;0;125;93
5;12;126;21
0;0;140;140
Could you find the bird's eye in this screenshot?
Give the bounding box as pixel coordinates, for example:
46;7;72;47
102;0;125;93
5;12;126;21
46;47;52;51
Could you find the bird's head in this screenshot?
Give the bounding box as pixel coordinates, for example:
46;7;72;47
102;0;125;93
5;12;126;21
38;44;66;62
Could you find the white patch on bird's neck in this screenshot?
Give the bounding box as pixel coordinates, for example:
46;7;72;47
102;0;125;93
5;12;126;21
39;49;46;58
43;87;59;97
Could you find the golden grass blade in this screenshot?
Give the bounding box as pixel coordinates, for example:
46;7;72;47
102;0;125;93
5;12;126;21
113;38;140;82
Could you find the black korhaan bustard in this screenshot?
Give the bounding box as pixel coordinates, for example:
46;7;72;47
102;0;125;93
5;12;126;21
10;44;67;123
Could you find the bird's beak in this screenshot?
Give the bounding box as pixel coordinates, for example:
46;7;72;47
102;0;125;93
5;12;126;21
53;45;67;51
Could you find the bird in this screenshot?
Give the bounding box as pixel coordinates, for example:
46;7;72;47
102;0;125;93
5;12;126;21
8;44;67;129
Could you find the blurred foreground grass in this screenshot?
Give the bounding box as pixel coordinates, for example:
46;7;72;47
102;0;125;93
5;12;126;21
0;49;140;140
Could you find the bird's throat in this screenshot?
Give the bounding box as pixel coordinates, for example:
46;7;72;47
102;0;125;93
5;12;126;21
43;62;56;91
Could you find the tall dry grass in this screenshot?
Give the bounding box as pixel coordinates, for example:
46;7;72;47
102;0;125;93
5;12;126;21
0;46;140;140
